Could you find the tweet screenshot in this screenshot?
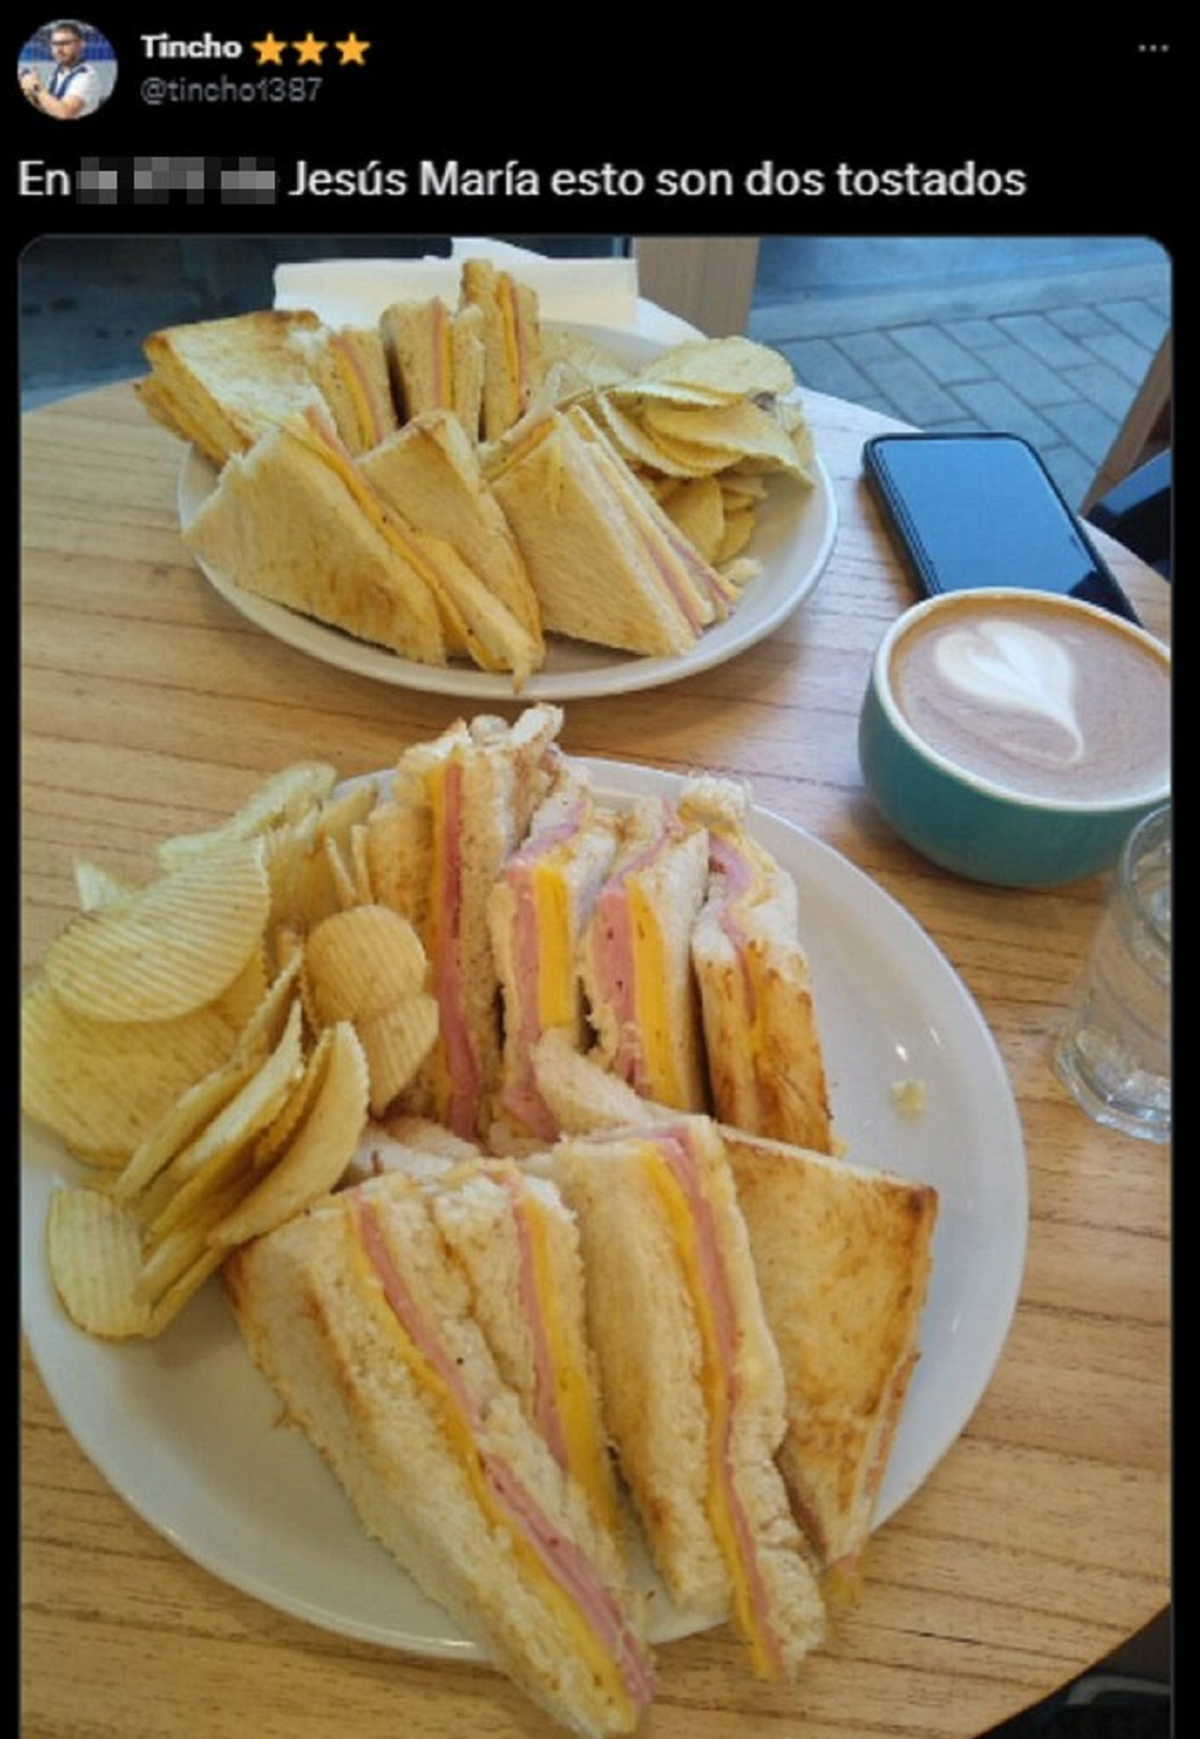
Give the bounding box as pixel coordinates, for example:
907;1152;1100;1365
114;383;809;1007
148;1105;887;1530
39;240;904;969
19;21;1176;1739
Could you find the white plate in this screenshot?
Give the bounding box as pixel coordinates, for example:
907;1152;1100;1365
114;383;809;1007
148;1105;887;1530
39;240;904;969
21;761;1026;1658
178;324;839;701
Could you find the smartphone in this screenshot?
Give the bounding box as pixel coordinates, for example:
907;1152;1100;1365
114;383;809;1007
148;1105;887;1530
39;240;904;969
862;431;1140;623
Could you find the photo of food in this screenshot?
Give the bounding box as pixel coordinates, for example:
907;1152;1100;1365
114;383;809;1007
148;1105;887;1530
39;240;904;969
20;232;1171;1739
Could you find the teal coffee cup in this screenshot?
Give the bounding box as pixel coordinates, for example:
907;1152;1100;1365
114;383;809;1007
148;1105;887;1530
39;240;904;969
858;589;1171;887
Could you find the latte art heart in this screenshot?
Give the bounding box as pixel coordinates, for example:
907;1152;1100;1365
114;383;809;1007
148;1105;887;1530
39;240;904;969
889;594;1169;806
934;620;1083;763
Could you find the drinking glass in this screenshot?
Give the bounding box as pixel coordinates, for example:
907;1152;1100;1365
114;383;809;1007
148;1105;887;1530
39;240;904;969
1054;804;1171;1142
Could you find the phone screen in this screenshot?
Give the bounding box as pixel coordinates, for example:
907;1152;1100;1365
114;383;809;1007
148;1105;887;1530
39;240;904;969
864;433;1139;622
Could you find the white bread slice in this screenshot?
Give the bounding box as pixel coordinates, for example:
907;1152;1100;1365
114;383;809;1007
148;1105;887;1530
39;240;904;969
548;1121;827;1679
294;324;399;454
721;1129;938;1573
428;1160;623;1544
338;1116;480;1189
138;309;330;468
358;410;543;648
181;420;447;665
681;775;834;1153
459;258;544;440
225;1174;654;1735
579;797;709;1112
488;413;702;657
487;763;619;1143
362;721;472;941
530;1028;667;1136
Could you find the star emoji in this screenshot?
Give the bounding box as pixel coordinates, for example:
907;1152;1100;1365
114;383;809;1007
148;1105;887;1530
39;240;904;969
336;32;370;64
292;32;328;64
252;31;287;64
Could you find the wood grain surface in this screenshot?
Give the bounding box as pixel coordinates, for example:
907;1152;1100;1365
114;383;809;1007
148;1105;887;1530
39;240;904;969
21;382;1171;1739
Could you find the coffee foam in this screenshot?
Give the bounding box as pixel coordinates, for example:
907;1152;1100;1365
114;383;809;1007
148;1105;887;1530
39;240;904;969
932;618;1084;763
888;594;1169;807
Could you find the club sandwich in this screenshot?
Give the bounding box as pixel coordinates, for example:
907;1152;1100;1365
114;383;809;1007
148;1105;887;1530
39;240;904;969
138;308;332;469
226;1164;655;1736
181;415;449;666
528;1034;939;1577
487;761;620;1143
578;796;709;1112
681;774;835;1153
720;1128;938;1575
362;706;564;1140
380;297;486;439
487;408;737;658
459;257;545;439
293;322;400;455
357;409;545;682
185;413;544;682
546;1119;828;1679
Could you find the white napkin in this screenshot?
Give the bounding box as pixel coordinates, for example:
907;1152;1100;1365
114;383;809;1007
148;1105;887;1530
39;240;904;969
273;239;696;342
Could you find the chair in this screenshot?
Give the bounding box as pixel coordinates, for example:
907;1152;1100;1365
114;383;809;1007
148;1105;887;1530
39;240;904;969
1085;449;1171;579
1081;331;1171;580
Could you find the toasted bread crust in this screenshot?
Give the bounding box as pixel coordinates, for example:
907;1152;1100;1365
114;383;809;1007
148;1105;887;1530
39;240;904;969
182;425;448;664
141;309;327;464
723;1131;937;1568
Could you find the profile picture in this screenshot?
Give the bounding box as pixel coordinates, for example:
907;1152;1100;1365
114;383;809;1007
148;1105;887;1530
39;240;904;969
18;19;117;118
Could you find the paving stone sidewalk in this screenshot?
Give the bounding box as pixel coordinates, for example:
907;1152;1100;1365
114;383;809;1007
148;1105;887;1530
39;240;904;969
749;260;1171;509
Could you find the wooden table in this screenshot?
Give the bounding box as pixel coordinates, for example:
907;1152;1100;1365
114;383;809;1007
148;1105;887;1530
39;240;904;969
21;382;1171;1739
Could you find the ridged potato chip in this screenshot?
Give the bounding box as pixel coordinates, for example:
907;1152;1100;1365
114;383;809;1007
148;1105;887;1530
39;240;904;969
156;762;338;869
143;998;305;1242
719;556;763;590
22;978;242;1163
628;424;737;477
145;1247;229;1337
540;328;630;392
250;1024;334;1167
305;904;428;1027
46;1187;151;1339
113;1053;262;1202
213;946;270;1032
232;951;305;1064
591;394;716;479
643;400;807;476
717;506;757;563
348;823;374;906
608;378;736;408
209;1021;369;1248
323;834;362;912
73;860;137;912
358;993;440;1116
44;835;270;1024
661;475;726;564
635;334;795;399
135;1171;255;1305
265;784;378;937
720;475;770;509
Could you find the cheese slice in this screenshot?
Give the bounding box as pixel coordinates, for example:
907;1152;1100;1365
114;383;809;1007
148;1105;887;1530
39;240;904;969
516;1183;620;1538
639;1138;784;1679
